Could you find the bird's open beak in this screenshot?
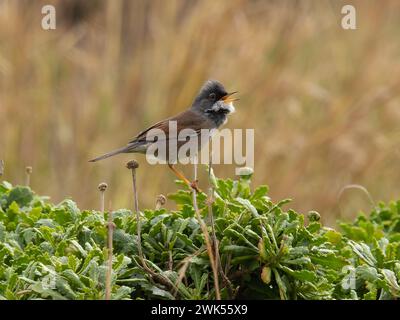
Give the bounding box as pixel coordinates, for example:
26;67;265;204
221;91;239;103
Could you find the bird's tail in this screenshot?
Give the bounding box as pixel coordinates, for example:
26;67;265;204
89;146;130;162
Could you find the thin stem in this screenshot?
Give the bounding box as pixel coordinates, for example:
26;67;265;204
0;160;4;177
100;192;105;213
105;210;114;300
98;182;112;300
126;160;143;261
207;163;235;298
192;159;221;300
131;168;143;259
132;169;140;214
25;166;32;187
125;162;180;296
173;248;203;298
337;184;375;218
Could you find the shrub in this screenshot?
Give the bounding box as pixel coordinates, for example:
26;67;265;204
0;171;399;300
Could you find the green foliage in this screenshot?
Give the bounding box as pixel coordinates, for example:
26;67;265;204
0;175;400;300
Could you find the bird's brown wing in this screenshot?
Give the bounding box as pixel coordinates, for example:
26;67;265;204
128;109;214;144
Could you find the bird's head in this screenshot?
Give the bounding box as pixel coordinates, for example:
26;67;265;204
192;80;238;123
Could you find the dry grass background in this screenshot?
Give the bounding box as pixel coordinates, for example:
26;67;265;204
1;0;400;225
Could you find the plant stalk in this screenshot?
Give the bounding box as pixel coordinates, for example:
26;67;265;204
98;182;112;300
105;210;114;300
192;158;221;300
25;166;32;187
0;160;4;177
127;160;143;260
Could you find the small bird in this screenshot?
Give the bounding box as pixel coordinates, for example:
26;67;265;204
89;80;238;190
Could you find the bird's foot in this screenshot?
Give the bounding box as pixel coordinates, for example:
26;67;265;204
190;180;201;193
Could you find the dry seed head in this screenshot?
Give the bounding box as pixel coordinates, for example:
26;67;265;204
156;194;166;205
308;211;321;222
237;166;253;180
126;160;139;170
26;166;33;174
98;182;108;192
237;167;253;176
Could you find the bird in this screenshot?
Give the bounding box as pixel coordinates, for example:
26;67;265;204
89;80;238;191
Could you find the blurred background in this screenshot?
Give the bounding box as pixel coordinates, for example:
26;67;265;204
1;0;400;225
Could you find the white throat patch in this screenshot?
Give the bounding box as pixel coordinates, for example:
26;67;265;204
211;101;236;114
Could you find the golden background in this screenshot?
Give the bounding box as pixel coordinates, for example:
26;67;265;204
1;0;400;225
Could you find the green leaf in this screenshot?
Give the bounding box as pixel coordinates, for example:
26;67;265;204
5;186;33;209
325;229;342;244
273;269;287;300
221;245;258;255
235;198;259;217
310;252;347;269
62;269;85;290
381;269;400;293
251;185;269;200
348;241;377;266
148;285;175;300
69;240;87;257
31;282;67;300
112;286;131;300
356;265;379;282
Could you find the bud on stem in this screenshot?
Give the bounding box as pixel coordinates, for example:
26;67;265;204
126;160;143;260
155;194;166;210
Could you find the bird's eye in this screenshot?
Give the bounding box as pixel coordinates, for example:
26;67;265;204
209;93;216;100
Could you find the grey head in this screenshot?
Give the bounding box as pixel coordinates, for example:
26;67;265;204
191;80;237;127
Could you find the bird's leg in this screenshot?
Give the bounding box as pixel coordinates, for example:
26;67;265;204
168;164;200;192
190;179;200;192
